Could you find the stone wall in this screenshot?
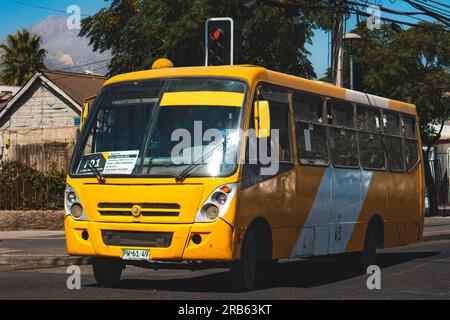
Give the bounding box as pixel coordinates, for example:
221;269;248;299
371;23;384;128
0;211;65;230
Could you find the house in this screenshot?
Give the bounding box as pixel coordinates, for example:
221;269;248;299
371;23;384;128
0;70;106;171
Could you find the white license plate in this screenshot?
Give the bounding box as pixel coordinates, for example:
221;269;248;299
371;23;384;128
122;249;150;261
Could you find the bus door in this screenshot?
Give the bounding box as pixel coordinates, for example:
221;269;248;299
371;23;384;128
239;84;296;258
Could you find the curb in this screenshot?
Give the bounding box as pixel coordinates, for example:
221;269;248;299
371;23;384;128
421;232;450;242
0;256;92;270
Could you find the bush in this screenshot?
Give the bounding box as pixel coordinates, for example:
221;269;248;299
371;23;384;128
0;161;66;210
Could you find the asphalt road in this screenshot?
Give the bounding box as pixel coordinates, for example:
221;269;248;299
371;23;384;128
0;239;449;300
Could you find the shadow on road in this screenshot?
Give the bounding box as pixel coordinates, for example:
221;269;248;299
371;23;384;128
85;251;440;293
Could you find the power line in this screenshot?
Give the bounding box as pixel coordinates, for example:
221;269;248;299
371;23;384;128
3;0;91;17
349;0;444;25
348;6;450;32
349;0;424;15
349;0;450;28
403;0;450;26
414;0;450;15
424;0;450;10
348;1;444;23
48;63;110;81
53;58;112;72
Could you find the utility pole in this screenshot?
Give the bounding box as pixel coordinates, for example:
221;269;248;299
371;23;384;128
331;0;345;87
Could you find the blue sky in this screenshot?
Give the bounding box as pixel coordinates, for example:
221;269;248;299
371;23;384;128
0;0;439;78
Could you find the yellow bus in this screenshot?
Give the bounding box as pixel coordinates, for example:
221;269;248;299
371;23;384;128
65;63;424;290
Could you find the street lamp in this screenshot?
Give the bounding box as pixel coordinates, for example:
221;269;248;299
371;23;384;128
344;33;362;90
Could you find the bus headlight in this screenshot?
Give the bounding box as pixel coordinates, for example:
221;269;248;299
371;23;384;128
71;204;84;219
195;183;237;223
67;192;76;204
202;204;220;220
214;192;227;205
65;184;87;221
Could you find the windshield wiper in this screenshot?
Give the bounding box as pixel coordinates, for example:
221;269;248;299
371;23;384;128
74;147;106;184
175;140;224;183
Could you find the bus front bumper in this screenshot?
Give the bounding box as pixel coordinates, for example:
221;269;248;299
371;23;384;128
64;216;234;261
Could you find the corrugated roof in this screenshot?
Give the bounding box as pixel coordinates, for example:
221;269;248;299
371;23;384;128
41;70;106;105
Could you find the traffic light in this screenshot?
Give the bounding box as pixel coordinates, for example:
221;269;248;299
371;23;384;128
205;18;234;66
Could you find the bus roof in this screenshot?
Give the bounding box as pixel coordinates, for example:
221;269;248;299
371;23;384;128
104;65;416;115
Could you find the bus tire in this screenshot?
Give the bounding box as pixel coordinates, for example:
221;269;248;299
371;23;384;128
360;224;378;271
229;229;258;291
92;257;123;286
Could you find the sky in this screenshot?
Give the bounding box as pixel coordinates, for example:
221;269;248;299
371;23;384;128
0;0;441;78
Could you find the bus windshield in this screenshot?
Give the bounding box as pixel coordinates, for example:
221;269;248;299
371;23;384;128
71;78;247;178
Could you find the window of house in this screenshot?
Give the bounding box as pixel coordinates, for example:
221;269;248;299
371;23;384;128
327;100;359;167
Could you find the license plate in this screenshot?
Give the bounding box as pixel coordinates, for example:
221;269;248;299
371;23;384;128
122;249;150;261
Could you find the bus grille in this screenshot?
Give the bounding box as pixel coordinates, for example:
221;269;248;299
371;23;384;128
97;202;180;217
101;230;173;248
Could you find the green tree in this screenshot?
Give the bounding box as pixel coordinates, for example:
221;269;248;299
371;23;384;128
79;0;327;78
0;29;47;86
325;22;450;215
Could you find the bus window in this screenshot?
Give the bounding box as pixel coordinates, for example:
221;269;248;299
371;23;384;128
270;102;292;163
403;115;416;138
357;106;385;170
293;92;328;166
383;111;405;172
327;100;359;168
259;83;292;167
403;115;419;171
241;84;291;189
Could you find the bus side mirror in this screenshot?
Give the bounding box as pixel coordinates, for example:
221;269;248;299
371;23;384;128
254;100;271;138
81;102;89;129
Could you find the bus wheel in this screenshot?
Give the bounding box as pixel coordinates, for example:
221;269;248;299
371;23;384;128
361;225;377;271
230;229;258;291
92;257;123;286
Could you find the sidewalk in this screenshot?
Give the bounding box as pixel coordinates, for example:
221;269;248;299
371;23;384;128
1;218;450;270
422;216;450;242
0;230;90;270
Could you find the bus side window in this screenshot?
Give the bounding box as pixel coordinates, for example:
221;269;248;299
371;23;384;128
383;111;405;172
357;106;385;170
327;100;359;168
242;83;291;189
293;92;328;166
259;83;292;166
403;115;419;171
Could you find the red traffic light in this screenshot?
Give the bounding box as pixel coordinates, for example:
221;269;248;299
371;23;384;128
209;28;223;41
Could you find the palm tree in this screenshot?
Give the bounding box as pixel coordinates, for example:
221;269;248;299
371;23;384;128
0;29;47;86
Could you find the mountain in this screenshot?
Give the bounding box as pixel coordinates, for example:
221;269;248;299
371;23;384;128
1;16;110;75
